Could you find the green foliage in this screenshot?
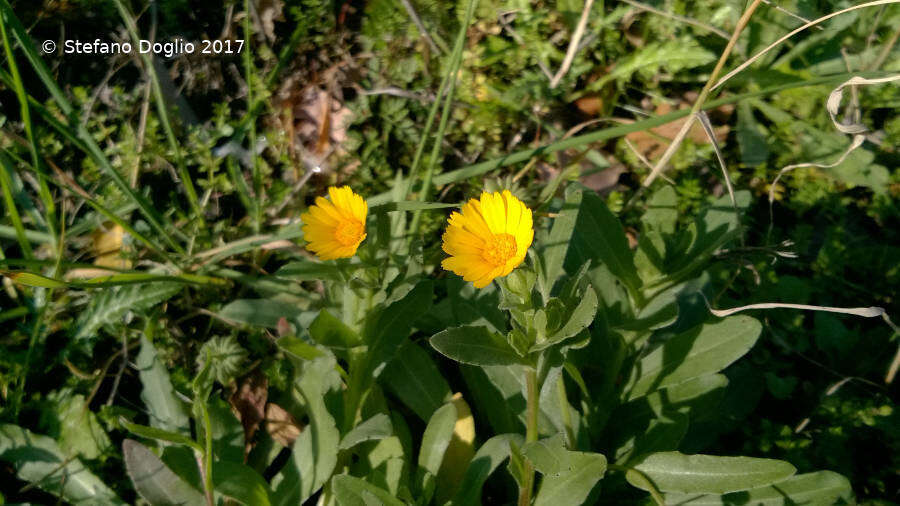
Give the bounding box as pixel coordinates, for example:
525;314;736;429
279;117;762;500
1;0;897;503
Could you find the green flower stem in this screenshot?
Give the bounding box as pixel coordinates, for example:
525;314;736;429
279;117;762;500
519;367;540;506
197;399;215;506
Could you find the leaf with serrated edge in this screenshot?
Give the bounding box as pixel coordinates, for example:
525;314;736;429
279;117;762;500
75;283;181;340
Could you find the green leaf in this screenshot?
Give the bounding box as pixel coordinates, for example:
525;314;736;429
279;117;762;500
564;187;642;295
363;280;434;378
310;309;363;350
55;393;111;459
665;192;750;282
521;434;571;475
340;414;394;450
273;354;340;505
123;439;205;506
74;282;181;340
136;335;191;435
274;258;342;281
277;336;326;361
332;475;406;506
453;434;525;505
0;424;126;505
382;342;452;421
431;325;523;366
4;271;67;287
522;436;607;506
736;101;769;166
208;397;244;464
591;37;715;89
625;374;729;420
641;186;678;234
626;316;762;400
347;428;407;496
628;452;797;494
213;461;272;506
218;298;305;328
539;189;581;297
613;411;689;465
625;274;709;331
417;402;458;499
370;201;459;213
535;285;598;350
460;364;525;435
122;421;202;452
659;471;854;505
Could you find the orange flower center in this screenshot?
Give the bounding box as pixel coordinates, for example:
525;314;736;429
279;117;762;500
334;219;365;246
482;233;517;267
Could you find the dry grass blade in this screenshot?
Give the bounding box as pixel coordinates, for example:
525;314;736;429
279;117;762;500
706;301;885;318
697;111;739;236
550;0;595;88
639;0;764;189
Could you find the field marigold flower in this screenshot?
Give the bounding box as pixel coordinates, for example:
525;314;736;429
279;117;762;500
442;190;534;288
300;186;368;260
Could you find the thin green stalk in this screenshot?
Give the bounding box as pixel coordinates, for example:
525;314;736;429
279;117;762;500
401;45;456;201
226;157;257;219
13;291;50;419
198;400;215;506
243;0;262;234
111;0;204;228
0;11;58;251
0;151;33;259
0;224;51;243
409;0;478;235
519;367;540;506
640;0;763;189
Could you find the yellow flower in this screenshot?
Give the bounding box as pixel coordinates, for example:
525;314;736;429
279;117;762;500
300;186;368;260
441;190;534;288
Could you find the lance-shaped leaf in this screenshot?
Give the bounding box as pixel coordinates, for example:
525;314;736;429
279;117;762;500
627;452;796;494
416;402;458;500
272;354;340;505
123;439;204;506
339;414;393;450
626;315;761;400
522;435;608;506
659;471;853;505
431;325;523;366
564;186;642;295
453;434;525;505
382;342;452;421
